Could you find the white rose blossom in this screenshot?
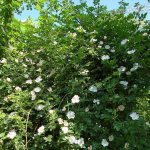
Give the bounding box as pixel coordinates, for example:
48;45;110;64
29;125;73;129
26;79;32;84
71;95;80;104
35;76;42;83
105;45;110;49
121;39;128;45
101;139;109;147
120;81;128;87
37;125;45;135
61;126;68;134
101;55;110;61
108;135;114;141
93;99;100;105
66;111;75;119
31;91;36;100
118;66;126;72
129;112;139;120
34;87;41;93
89;85;98;92
7;130;16;139
35;104;45;111
127;49;136;54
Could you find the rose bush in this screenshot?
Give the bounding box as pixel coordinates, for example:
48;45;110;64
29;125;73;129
0;0;150;150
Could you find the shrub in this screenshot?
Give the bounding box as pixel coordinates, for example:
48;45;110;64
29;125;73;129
0;1;150;149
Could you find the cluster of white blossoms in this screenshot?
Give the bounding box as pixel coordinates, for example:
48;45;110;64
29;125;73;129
57;118;69;134
101;55;110;61
66;111;75;119
37;125;45;135
129;112;139;120
71;95;80;104
7;130;16;139
93;99;100;105
89;85;98;93
68;136;84;148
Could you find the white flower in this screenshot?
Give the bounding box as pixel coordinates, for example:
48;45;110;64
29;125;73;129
126;71;131;75
57;118;64;124
66;111;75;119
31;91;36;100
48;109;55;114
37;125;45;135
121;39;128;45
142;32;148;36
61;126;68;134
15;86;22;92
0;58;7;64
89;85;97;92
70;32;77;38
93;99;100;105
146;122;150;127
99;41;103;45
104;36;107;39
7;130;16;139
37;60;44;66
90;38;97;43
130;63;139;72
108;135;114;141
24;74;29;78
77;138;84;148
80;69;89;75
85;107;89;112
68;136;77;144
105;45;110;49
117;105;125;111
63;120;69;126
35;104;45;111
120;81;128;86
127;49;136;54
47;87;52;92
124;142;129;149
101;139;109;147
26;79;32;84
101;55;110;61
53;41;58;45
118;66;126;72
71;95;80;104
6;77;12;82
35;76;42;83
129;112;139;120
110;49;115;53
34;87;41;93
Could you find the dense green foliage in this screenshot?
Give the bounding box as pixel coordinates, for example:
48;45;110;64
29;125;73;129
0;0;150;149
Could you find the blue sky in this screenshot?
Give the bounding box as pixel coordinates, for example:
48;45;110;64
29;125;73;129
15;0;150;20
